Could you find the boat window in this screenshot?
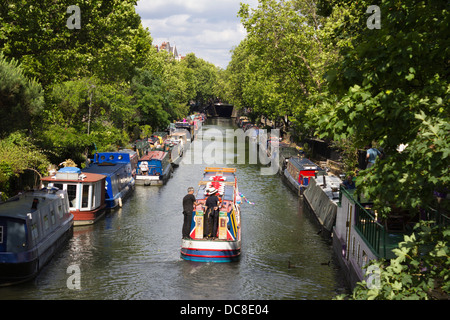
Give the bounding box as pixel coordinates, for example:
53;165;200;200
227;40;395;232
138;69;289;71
118;155;123;160
43;215;49;230
109;155;115;160
67;184;78;209
58;205;63;218
82;184;90;209
54;183;64;190
91;183;96;208
6;220;27;253
50;210;56;225
101;155;106;160
31;223;39;241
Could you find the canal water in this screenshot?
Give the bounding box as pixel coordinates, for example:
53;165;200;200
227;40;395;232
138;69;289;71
0;118;348;300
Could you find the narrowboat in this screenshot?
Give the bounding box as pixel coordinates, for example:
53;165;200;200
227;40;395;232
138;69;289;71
283;157;325;194
0;188;73;286
82;150;138;209
170;131;190;153
164;138;183;166
41;167;106;226
278;146;302;175
175;122;195;141
136;151;173;186
150;133;183;167
149;132;168;150
181;167;241;263
303;175;342;236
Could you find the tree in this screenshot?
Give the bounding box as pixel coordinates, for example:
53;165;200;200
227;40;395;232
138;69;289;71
233;0;339;132
0;131;50;197
0;0;153;86
0;53;44;137
317;0;450;216
180;53;220;107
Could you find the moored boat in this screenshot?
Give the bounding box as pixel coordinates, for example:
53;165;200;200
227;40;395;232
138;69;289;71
0;188;73;286
136;151;173;186
283;157;325;195
175;121;195;141
170;130;190;153
41;167;106;226
164;137;183;166
303;175;342;236
82;150;138;209
181;167;241;263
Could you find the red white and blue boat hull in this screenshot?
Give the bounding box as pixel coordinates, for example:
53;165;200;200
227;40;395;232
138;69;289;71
181;239;241;263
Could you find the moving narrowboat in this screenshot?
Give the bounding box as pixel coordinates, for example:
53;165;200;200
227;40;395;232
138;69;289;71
283;157;325;194
0;188;73;286
181;167;241;263
82;150;138;209
41;167;106;226
136;151;173;186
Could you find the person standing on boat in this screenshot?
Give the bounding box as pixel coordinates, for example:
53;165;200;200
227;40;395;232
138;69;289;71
182;187;197;239
205;188;220;239
366;145;381;169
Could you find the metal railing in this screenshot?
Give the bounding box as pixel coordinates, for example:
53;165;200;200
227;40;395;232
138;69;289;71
354;201;387;258
340;186;387;258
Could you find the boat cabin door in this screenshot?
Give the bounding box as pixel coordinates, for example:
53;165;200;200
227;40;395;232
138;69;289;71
344;202;353;261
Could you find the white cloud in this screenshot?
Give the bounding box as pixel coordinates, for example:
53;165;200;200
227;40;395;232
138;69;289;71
136;0;258;68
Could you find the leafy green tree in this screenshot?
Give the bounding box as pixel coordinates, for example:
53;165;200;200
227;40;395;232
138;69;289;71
0;53;44;137
317;0;449;216
0;0;153;86
41;77;133;163
233;0;340;132
180;53;219;107
0;131;50;197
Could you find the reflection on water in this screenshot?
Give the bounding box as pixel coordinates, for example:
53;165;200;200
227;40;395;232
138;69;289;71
0;118;347;300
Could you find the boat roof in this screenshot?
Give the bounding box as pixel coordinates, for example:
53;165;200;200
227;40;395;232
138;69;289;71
95;150;137;164
289;157;322;171
82;162;128;175
171;131;188;137
139;151;168;161
0;190;64;220
195;183;235;201
41;172;105;183
195;168;237;201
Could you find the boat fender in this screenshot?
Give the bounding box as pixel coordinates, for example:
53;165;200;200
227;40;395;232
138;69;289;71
118;197;123;207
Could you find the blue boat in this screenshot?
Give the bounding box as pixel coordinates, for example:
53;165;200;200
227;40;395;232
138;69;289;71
0;188;73;286
83;149;138;209
136;151;173;186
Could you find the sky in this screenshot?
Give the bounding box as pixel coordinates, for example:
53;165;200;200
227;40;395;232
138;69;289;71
135;0;259;69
